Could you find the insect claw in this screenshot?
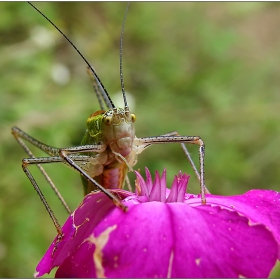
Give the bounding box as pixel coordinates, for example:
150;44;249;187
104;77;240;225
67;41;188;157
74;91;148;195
112;193;128;212
113;199;128;212
201;197;207;205
51;232;64;258
119;203;128;212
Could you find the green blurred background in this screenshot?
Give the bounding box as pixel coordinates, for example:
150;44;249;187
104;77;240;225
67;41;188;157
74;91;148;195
0;2;280;277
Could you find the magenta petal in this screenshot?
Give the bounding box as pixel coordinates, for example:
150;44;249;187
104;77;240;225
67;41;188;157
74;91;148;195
149;170;165;202
160;169;167;202
35;215;75;277
166;175;179;203
177;173;189;202
166;173;190;203
48;195;277;278
135;170;148;196
35;192;117;277
149;170;160;201
145;167;153;194
187;189;280;259
169;204;277;278
35;169;280;278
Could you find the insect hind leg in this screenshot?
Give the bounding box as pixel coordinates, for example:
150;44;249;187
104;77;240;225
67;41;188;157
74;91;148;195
21;156;64;237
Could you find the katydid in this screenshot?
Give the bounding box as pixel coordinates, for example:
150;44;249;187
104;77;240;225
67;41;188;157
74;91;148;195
12;2;208;241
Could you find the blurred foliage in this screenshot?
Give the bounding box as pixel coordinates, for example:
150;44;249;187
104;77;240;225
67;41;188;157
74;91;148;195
0;2;280;277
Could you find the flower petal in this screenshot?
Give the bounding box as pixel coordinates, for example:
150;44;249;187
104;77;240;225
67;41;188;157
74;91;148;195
187;189;280;259
50;194;278;278
35;169;280;278
166;175;179;203
177;173;190;202
145;167;153;195
135;170;148;196
149;170;166;202
35;192;117;277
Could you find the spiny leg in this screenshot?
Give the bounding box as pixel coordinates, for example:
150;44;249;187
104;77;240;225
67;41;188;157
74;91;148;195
22;157;63;238
20;155;101;246
13;125;128;210
155;131;210;194
58;147;128;211
22;154;127;235
134;135;207;204
12;126;71;214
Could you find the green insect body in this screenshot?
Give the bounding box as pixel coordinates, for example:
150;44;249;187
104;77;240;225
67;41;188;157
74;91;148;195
12;2;208;240
80;108;137;195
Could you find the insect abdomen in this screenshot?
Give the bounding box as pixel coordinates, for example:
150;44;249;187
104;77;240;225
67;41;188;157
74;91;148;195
83;161;128;195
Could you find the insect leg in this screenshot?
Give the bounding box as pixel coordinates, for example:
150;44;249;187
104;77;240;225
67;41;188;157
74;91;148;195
125;175;132;192
12;126;71;214
21;153;126;236
151;131;210;194
21;156;66;238
134;135;206;204
58;146;127;211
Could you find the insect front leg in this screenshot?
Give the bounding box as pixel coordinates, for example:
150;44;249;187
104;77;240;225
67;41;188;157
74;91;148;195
149;131;210;194
133;135;206;204
59;145;128;212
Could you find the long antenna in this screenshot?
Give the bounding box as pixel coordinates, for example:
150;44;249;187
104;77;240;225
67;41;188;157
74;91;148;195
120;3;130;111
87;66;113;110
28;1;116;109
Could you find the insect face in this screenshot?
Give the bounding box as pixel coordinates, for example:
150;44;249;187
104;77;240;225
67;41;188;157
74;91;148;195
87;108;136;157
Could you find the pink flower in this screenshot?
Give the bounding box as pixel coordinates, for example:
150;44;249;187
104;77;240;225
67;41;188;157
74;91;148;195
35;168;280;278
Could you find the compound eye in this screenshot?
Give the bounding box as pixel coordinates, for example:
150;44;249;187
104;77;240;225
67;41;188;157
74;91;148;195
131;114;136;123
104;116;112;125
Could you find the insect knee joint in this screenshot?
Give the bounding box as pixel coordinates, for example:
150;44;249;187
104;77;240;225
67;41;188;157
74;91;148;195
22;158;28;168
59;149;68;158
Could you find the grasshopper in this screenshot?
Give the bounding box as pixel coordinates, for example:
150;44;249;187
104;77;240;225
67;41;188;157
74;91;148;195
12;2;208;240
